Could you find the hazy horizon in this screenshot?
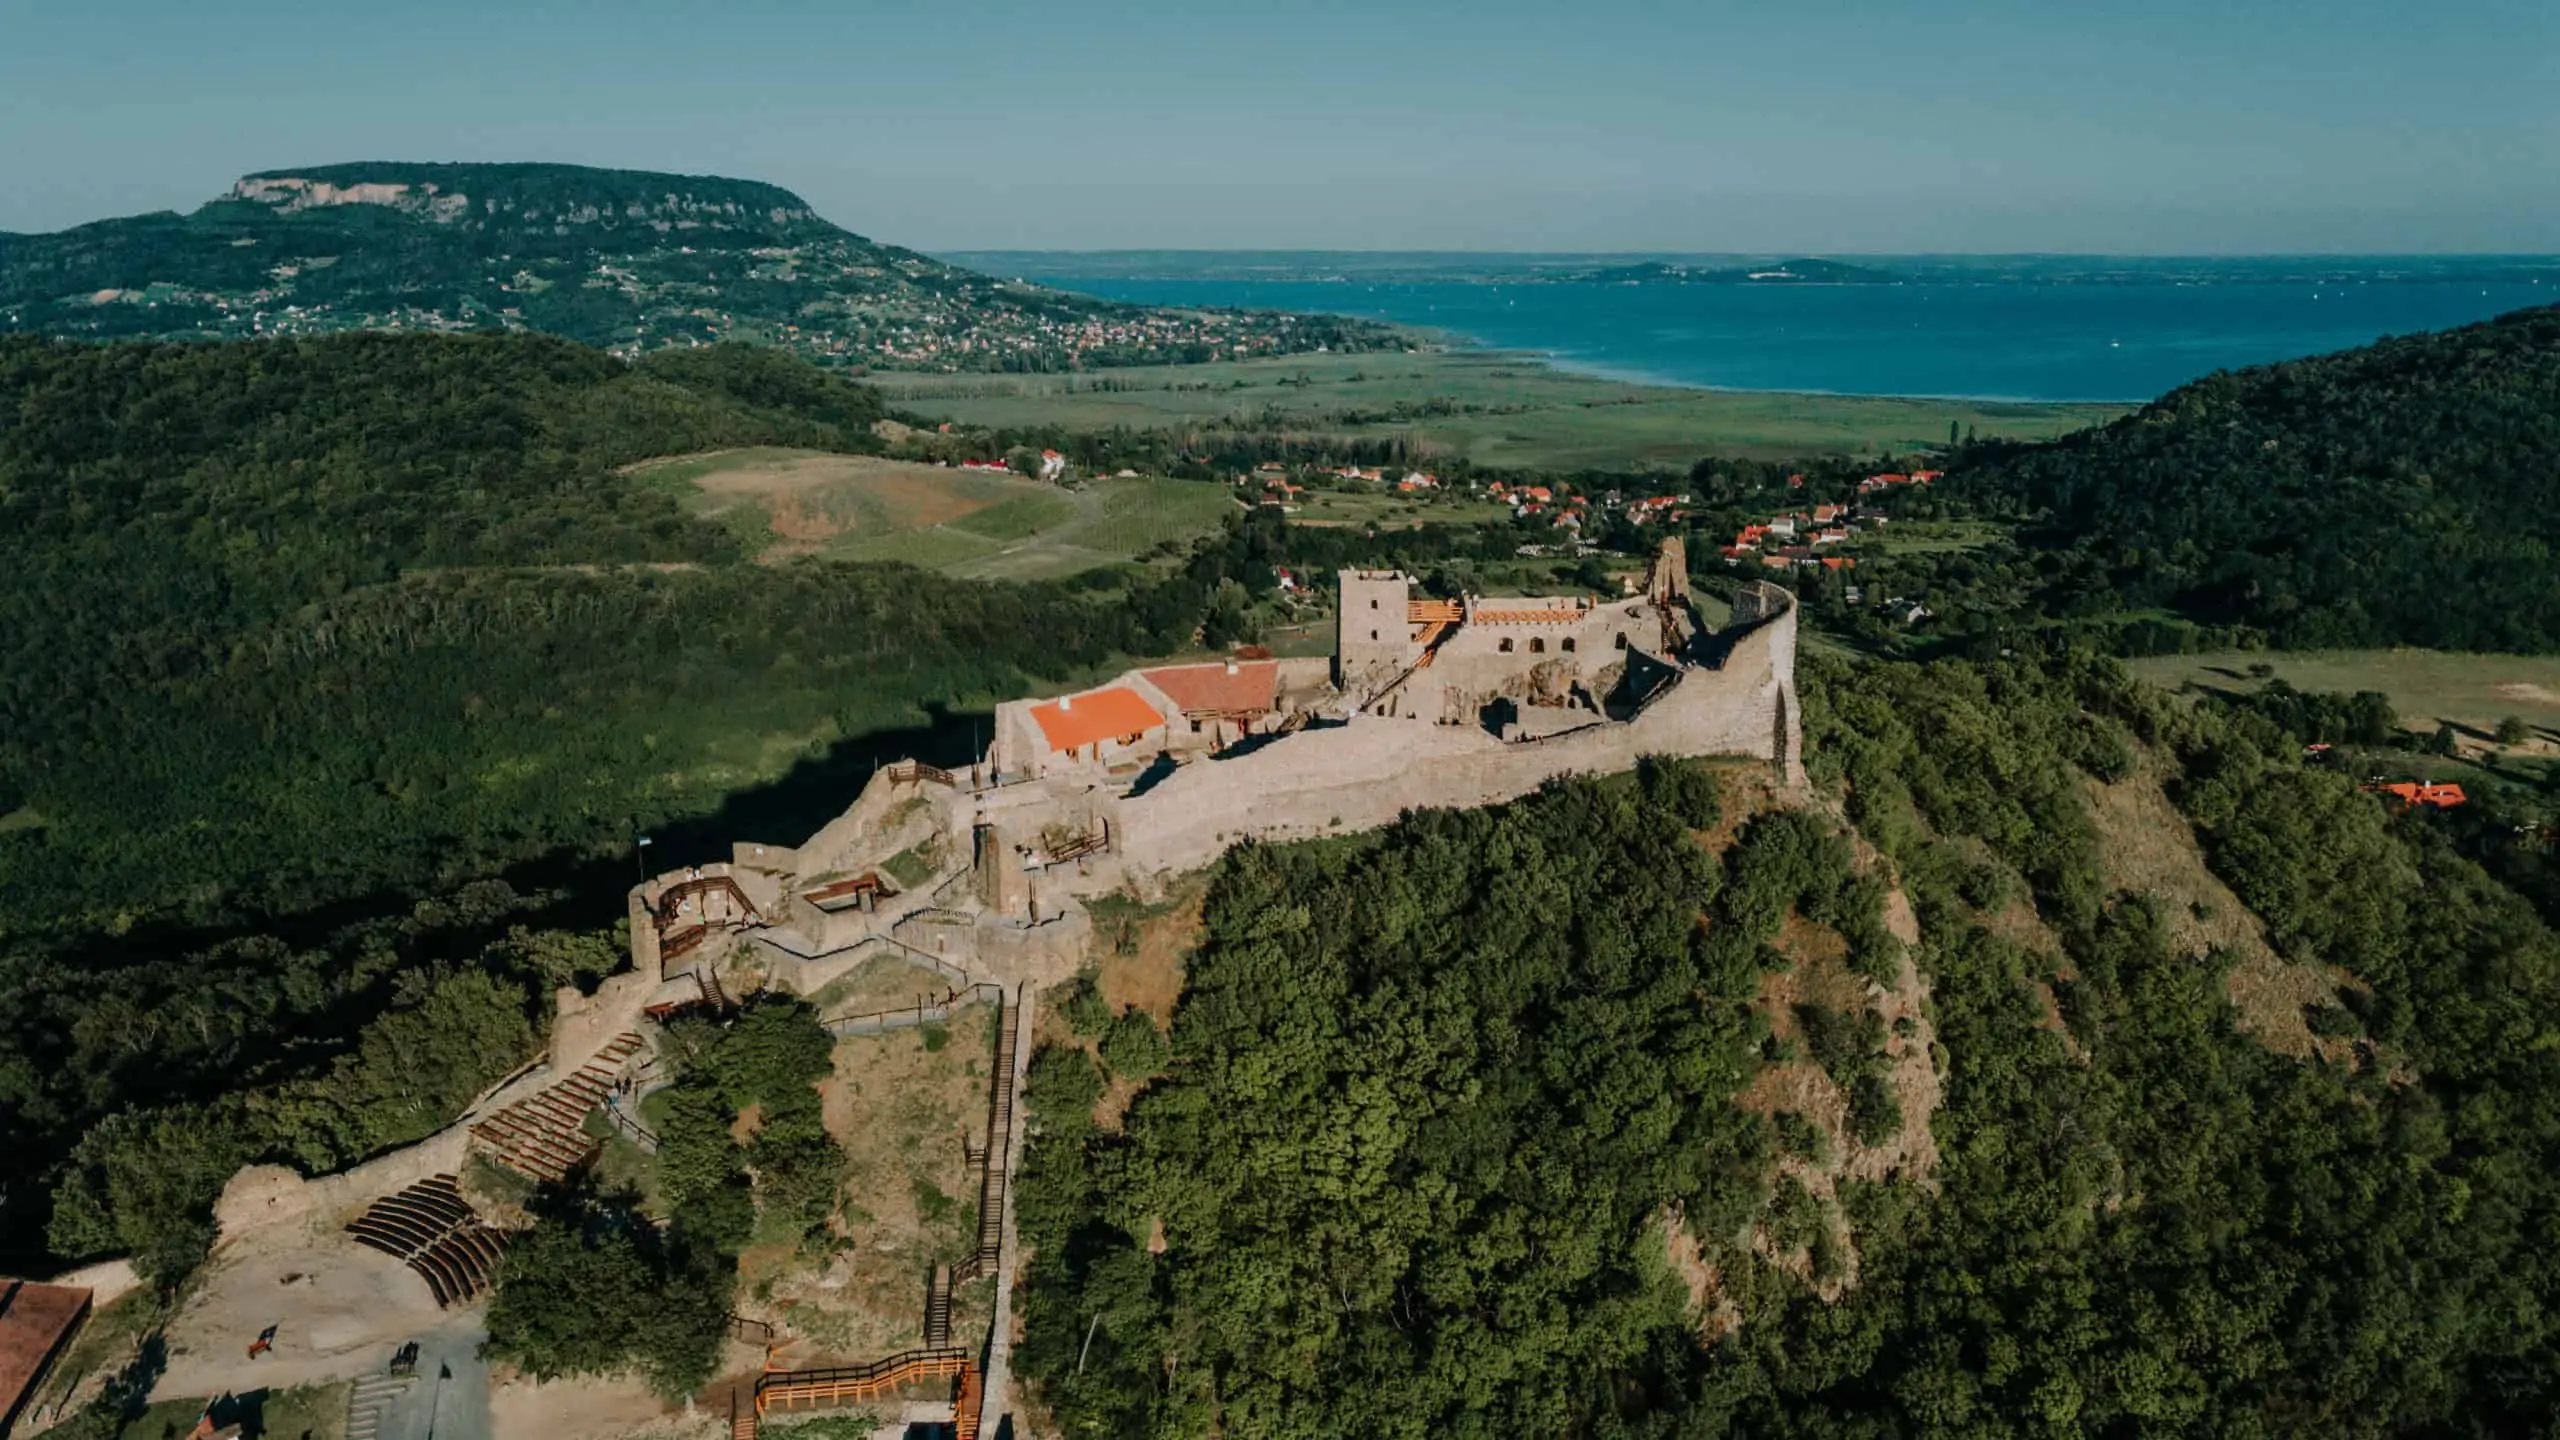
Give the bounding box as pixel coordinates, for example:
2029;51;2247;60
3;0;2552;253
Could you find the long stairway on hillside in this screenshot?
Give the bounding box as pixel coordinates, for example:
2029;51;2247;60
923;1266;953;1347
470;1031;645;1183
954;997;1020;1282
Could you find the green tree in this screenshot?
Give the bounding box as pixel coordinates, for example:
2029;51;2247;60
1097;1011;1169;1078
482;1197;728;1398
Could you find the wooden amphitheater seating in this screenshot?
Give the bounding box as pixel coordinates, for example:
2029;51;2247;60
345;1176;509;1307
469;1031;644;1183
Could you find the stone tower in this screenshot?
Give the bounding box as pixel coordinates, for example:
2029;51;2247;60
1335;569;1417;693
973;819;1029;918
1645;536;1690;606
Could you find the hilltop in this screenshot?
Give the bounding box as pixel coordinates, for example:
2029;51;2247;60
0;162;1397;371
1954;302;2560;650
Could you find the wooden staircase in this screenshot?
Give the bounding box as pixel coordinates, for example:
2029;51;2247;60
343;1369;414;1440
923;1266;953;1347
469;1032;645;1183
953;995;1019;1283
753;1348;970;1414
697;964;734;1012
954;1359;985;1440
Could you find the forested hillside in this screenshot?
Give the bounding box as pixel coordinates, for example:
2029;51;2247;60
0;331;1290;1274
1017;653;2560;1434
1953;303;2560;650
0;162;1395;370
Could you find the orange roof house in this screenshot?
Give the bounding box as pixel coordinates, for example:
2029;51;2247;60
1029;687;1164;753
2362;780;2466;808
2364;780;2467;809
1140;661;1279;716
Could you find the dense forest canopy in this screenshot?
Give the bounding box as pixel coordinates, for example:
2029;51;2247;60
0;331;1310;1272
1018;654;2560;1435
1951;303;2560;650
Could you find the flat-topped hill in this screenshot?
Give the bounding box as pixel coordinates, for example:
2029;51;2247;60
0;161;1397;371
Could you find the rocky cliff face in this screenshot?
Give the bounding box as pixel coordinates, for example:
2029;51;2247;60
227;163;829;238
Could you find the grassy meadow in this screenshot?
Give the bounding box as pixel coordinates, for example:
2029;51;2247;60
864;351;2123;470
2131;649;2560;736
628;447;1242;579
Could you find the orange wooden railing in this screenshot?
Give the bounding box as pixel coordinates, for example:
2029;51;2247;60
954;1360;986;1440
753;1348;971;1414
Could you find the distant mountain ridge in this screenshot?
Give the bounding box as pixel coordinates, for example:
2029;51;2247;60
0;162;1394;371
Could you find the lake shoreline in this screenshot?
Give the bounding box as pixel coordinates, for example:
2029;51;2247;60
987;261;2553;404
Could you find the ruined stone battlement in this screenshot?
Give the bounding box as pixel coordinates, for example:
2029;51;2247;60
634;544;1800;981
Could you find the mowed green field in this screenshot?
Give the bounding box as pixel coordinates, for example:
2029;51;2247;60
1284;488;1516;528
2131;649;2560;734
865;351;2123;469
628;447;1241;579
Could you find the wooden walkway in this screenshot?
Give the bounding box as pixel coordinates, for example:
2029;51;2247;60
953;992;1020;1283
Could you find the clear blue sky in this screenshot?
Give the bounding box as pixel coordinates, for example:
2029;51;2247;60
2;0;2553;252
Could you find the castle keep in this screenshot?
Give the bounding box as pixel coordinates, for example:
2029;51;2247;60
628;540;1803;1002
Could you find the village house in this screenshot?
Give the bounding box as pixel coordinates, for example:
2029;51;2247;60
2363;780;2468;809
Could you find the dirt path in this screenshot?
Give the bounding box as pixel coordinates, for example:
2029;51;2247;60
153;1222;447;1401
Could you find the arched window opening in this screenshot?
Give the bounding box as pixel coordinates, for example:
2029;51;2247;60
1499;637;1514;653
1561;637;1577;652
1529;637;1546;653
1614;632;1628;650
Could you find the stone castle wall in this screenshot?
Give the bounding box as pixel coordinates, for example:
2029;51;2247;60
1110;592;1799;878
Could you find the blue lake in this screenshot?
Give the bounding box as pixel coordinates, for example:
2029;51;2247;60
973;260;2556;402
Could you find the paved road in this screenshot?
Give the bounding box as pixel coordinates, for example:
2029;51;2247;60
376;1317;490;1440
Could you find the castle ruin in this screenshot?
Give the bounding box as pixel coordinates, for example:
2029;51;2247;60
184;539;1806;1433
632;540;1803;1003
